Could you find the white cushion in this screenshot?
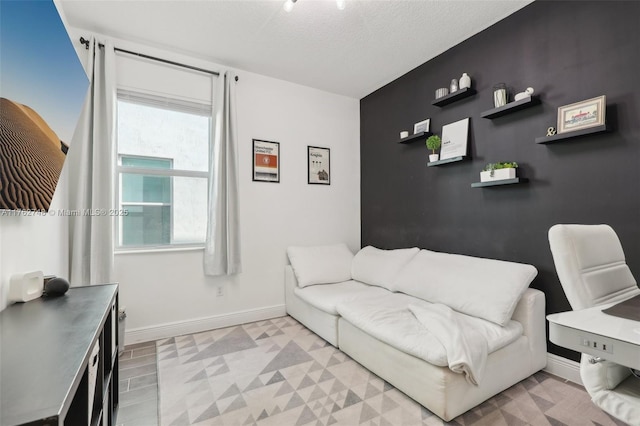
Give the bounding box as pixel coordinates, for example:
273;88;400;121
351;246;419;290
287;244;353;288
393;250;538;325
294;280;389;315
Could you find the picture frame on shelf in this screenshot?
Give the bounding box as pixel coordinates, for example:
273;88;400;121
557;95;606;134
413;119;430;134
252;139;280;183
439;117;469;161
308;146;330;185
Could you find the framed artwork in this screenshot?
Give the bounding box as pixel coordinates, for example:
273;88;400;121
252;139;280;183
439;117;469;160
413;119;430;134
308;146;330;185
557;95;606;134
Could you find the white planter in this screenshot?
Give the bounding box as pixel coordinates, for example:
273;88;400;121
480;168;516;182
429;154;439;162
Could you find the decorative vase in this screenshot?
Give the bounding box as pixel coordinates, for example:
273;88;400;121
460;73;471;89
480;168;516;182
429;154;439;162
450;79;458;93
493;83;508;107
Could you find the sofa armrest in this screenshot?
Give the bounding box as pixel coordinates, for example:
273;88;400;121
511;288;547;367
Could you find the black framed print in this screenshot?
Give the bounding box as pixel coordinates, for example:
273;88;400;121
252;139;280;183
308;146;330;185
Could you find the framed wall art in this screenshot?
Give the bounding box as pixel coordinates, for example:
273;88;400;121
557;95;606;134
308;146;330;185
413;119;430;134
439;117;469;160
252;139;280;183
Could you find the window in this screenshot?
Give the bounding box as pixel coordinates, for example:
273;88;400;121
116;91;211;249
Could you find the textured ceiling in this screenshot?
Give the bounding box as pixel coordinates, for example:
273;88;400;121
58;0;533;99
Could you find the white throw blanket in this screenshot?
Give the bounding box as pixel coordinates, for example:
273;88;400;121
409;303;489;385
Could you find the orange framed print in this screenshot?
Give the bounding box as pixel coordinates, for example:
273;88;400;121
557;95;606;134
308;146;330;185
252;139;280;183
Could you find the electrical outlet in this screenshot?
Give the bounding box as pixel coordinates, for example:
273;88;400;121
581;336;613;353
216;286;224;297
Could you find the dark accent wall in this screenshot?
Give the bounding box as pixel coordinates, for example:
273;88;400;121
360;1;640;361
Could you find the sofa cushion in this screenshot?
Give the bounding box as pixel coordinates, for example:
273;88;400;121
351;246;420;290
393;250;538;325
287;244;353;288
336;293;523;366
294;280;389;315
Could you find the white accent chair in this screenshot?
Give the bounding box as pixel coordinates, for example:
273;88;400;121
548;224;640;424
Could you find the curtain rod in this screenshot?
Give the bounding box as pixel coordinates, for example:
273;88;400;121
79;36;238;81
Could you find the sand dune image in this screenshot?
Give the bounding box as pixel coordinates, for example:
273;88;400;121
0;97;67;211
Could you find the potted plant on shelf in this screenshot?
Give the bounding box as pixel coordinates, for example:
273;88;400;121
480;162;518;182
426;135;441;162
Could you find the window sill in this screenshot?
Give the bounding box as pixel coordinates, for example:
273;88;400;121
115;245;204;255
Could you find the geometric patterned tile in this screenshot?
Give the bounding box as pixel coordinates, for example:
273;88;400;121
157;316;627;426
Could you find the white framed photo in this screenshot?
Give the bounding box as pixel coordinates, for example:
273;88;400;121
557;95;606;134
413;119;430;134
440;118;469;160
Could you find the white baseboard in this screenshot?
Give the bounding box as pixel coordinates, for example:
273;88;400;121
123;304;287;345
544;353;582;385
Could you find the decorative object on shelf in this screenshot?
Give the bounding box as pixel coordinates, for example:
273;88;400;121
8;270;44;303
514;87;535;102
459;73;471;89
557;95;606;134
308;146;330;185
480;162;518;182
480;94;540;119
546;127;557;136
43;277;70;297
425;135;441;163
450;79;458;93
413;118;430;134
400;130;409;139
435;87;449;99
253;139;280;183
440;117;469;161
493;83;508;107
432;87;477;107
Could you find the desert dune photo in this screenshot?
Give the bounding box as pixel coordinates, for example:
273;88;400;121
0;97;66;211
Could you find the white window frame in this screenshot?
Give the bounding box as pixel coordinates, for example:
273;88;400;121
115;92;211;251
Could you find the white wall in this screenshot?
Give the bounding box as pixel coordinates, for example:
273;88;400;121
66;29;361;343
0;174;69;310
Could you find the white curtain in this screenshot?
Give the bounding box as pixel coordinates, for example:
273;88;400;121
67;37;116;285
204;70;242;276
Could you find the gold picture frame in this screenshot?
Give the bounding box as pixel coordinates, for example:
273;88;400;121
557;95;606;134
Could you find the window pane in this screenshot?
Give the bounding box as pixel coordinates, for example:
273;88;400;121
121;173;171;204
117;100;209;172
121;156;171;169
121;205;171;246
172;176;207;244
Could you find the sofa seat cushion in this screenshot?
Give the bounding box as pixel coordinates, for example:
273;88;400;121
336;293;523;366
293;280;389;315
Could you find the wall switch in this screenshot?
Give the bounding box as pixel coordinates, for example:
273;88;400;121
216;286;224;297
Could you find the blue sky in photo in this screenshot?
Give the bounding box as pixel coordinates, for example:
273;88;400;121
0;0;88;143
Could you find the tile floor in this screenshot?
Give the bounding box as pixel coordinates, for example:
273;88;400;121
117;341;159;426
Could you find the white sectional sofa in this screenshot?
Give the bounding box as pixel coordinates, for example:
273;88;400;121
285;244;547;421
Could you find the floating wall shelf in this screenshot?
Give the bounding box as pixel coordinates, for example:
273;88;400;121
480;96;541;119
426;156;467;167
432;87;476;107
535;124;611;144
471;178;528;188
398;131;432;144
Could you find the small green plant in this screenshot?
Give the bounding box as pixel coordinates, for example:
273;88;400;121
425;135;441;155
483;161;518;177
